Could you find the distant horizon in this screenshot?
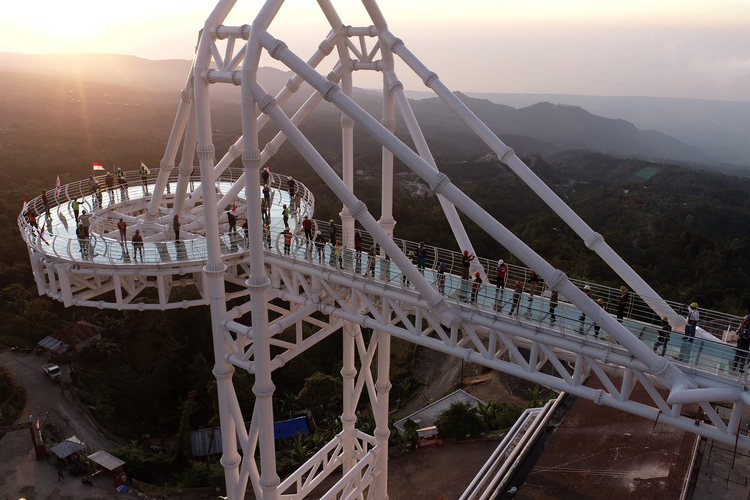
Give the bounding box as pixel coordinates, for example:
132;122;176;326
2;50;750;105
2;1;749;101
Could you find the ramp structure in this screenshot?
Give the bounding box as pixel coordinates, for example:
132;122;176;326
17;1;750;499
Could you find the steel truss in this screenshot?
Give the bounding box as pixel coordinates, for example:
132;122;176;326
18;1;750;499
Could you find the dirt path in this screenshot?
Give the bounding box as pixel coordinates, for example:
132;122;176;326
0;349;122;499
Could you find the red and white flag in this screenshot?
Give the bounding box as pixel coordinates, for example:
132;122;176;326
54;175;61;198
93;162;105;171
22;193;27;212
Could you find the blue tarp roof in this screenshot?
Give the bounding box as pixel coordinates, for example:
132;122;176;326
191;417;310;457
273;416;309;440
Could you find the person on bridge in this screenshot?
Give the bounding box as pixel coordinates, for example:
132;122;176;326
437;262;446;295
261;198;269;225
264;223;272;249
461;250;475;280
403;251;417;288
71;198;80;224
117;218;127;243
94;181;102;209
329;219;337;244
593;298;606;338
495;259;508;299
173;215;181;242
732;316;750;373
282;204;290;228
354;230;363;271
617;286;630;322
263;184;271;206
76;223;88;255
314;231;325;261
416;242;428;274
578;284;593;334
508;281;523;316
528;270;540;301
283;227;292;255
367;246;377;277
653;317;672;356
105;171;114;204
132;229;143;262
227;211;237;233
302;216;313;241
471;271;482;304
261;166;269;186
679;302;700;362
548;290;559;324
140;164;149;194
242;219;249;241
27;210;38;231
79;210;91;237
41;189;50;215
287;177;297;208
116;167;127;199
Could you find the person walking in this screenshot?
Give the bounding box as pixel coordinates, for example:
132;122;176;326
334;240;343;268
549;289;559;324
287;177;297;208
261;166;269;186
593;298;606;338
578;284;592;334
173;214;181;241
328;219;337;245
367;246;377;277
41;189;50;215
461;250;475;280
242;219;249;241
732;316;750;373
227;211;237;233
653;317;672;356
354;230;363;271
302;216;313;241
79;210;91;238
416;242;427;274
261;198;269;225
57;469;64;481
495;259;508;299
116;167;127;199
617;286;630;322
528;270;539;301
132;230;143;262
471;271;482;304
264;223;272;249
679;302;700;362
263;184;271;206
314;231;325;261
117;218;127;243
437;262;446;295
282;204;290;227
27;211;38;231
140;164;149;194
71;198;80;224
94;181;102;208
105;171;114;204
508;281;523;316
283;227;292;255
76;223;87;254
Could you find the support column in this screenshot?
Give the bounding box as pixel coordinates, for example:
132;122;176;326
372;302;391;500
339;70;355;249
172;100;199;218
378;68;396;242
341;313;359;473
147;75;195;219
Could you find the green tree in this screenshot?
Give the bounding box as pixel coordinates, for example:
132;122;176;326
297;372;343;414
172;390;197;469
434;402;486;440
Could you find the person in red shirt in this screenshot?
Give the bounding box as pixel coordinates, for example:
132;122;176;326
495;259;508;300
471;272;482;304
132;230;143;262
302;216;313;241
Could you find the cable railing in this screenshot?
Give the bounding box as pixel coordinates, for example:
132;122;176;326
19;170;749;376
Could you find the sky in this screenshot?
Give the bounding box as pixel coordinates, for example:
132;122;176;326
2;0;750;101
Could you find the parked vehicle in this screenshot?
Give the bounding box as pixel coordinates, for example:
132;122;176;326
42;363;62;382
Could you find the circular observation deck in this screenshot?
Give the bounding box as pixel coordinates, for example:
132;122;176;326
19;168;313;310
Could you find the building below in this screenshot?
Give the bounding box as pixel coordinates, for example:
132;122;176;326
511;376;697;500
